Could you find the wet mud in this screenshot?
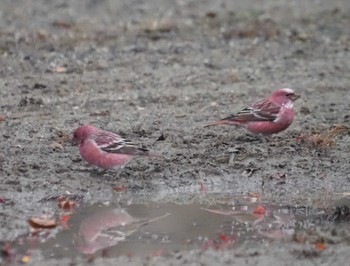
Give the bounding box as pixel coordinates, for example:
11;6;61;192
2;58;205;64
1;0;350;265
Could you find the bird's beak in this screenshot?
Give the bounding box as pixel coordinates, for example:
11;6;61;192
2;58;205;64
292;94;301;101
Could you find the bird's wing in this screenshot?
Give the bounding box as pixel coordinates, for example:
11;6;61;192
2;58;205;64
93;131;149;155
223;99;281;122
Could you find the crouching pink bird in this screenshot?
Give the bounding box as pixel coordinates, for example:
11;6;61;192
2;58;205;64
205;88;300;135
72;125;162;170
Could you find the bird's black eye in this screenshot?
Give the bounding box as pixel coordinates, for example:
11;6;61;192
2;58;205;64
286;93;293;97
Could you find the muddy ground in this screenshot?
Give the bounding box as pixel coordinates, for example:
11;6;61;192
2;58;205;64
0;0;350;265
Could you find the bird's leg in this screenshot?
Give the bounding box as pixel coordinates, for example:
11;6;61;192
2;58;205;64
237;133;260;143
114;167;124;179
258;134;272;143
89;167;109;178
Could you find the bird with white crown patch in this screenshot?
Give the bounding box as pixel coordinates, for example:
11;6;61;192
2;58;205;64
205;88;300;135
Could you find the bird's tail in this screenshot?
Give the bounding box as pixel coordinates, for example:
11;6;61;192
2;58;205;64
146;152;165;159
204;120;240;127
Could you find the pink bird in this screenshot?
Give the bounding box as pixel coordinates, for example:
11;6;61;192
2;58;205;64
205;88;300;135
72;125;162;170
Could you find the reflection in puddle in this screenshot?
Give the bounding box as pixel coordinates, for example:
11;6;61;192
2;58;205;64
14;196;321;259
74;208;169;255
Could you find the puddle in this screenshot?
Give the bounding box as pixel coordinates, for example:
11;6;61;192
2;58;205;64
11;195;326;260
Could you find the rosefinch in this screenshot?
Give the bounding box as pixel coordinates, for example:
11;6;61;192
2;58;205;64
72;125;162;170
205;88;300;135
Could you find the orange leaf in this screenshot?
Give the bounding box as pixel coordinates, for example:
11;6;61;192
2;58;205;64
315;242;326;251
60;215;71;229
202;234;235;250
253;205;266;215
21;255;31;263
60;215;70;223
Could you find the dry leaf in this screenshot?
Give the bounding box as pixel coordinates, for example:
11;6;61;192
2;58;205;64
112;186;127;192
54;66;67;73
58;200;76;209
21;255;31;263
28;217;57;229
296;124;349;147
57;196;76;210
315;241;326;251
247;191;261;199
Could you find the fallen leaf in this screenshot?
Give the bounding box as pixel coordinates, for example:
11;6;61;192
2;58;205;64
60;215;71;229
247;192;261;202
60;215;70;223
112;186;127;192
58;200;76;210
0;115;6;122
219;234;230;242
202;234;235;250
247;192;261;198
28;217;57;229
54;66;67;73
315;241;326;251
253;205;266;215
0;197;6;203
296;124;349;147
20;255;31;263
36;30;49;41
